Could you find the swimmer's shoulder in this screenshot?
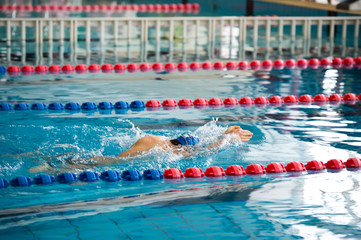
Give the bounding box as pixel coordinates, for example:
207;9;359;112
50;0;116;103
136;135;169;145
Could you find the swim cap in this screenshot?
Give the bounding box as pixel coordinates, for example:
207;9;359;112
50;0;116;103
176;134;199;146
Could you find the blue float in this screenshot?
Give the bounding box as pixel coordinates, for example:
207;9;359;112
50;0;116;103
130;100;145;109
65;102;80;111
79;171;99;182
31;103;47;110
143;169;163;180
0;66;6;73
10;176;32;187
100;170;121;182
121;169;142;181
57;172;77;183
0;103;12;111
98;102;114;110
0;178;8;188
33;174;55;185
14;103;30;110
48;102;64;110
114;101;129;109
81;102;97;110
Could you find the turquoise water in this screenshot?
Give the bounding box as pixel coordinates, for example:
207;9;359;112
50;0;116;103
0;66;361;239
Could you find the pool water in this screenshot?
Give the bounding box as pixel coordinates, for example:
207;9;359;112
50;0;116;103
0;65;361;239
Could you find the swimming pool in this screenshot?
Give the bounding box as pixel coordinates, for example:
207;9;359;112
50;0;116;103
1;62;361;239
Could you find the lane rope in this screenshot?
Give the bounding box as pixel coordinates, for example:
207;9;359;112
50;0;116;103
0;3;200;13
2;57;361;76
1;158;360;187
1;94;360;112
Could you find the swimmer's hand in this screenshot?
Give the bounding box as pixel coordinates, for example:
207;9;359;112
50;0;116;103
224;126;253;142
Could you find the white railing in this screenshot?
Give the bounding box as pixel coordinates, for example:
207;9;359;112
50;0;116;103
0;16;360;64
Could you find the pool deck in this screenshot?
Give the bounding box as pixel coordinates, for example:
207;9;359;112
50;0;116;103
257;0;361;15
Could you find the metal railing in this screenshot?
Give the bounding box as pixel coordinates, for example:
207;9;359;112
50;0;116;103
0;16;360;64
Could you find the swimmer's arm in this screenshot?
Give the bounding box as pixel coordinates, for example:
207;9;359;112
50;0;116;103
206;126;253;149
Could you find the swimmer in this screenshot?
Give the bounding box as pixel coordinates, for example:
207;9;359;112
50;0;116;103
29;125;252;173
117;125;253;158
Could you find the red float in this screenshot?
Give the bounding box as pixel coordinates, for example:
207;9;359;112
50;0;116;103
146;100;160;108
169;3;177;11
325;159;345;170
223;97;238;105
127;63;139;73
138;4;146;12
193;98;208;106
265;163;286;173
308;58;320;69
163;168;184;179
140;63;152;72
285;59;296;69
61;64;74;72
190;62;201;72
74;5;82;11
313;94;328;102
359;94;361;100
283;95;298;103
328;94;342;102
131;4;139;11
208;98;223;105
91;5;99;11
146;4;154;12
88;64;100;73
245;164;266;174
254;96;269;104
225;165;245;176
202;61;212;70
343;93;357;101
320;58;331;67
24;5;33;11
342;57;354;67
7;65;20;73
101;64;113;73
177;62;189;72
154;4;162;12
75;64;87;73
161;4;170;12
162;99;177;107
269;96;283;103
192;3;200;10
299;94;313;103
35;65;47;73
344;158;361;168
152;63;164;72
205;166;225;177
285;162;306;172
165;63;177;73
239;97;254;105
331;57;343;68
178;99;193;106
114;64;126;73
354;57;361;67
238;61;249;70
48;65;61;73
184;168;205;178
213;62;225;71
21;65;34;72
250;60;261;70
273;59;285;69
262;60;273;69
82;5;91;11
226;61;237;70
123;4;131;11
305;160;326;171
297;59;308;69
177;3;185;11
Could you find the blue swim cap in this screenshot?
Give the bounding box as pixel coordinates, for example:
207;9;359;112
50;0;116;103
176;134;199;146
